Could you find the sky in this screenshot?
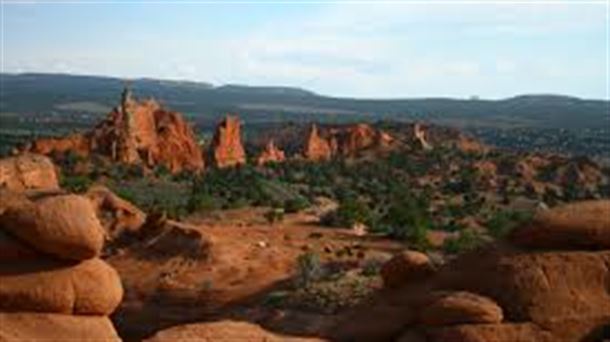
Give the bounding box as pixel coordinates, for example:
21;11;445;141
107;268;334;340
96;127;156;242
1;0;608;99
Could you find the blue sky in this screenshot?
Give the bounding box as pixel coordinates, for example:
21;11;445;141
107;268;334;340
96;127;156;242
1;1;608;99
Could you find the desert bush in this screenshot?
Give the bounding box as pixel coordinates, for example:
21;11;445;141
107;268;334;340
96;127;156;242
60;174;92;193
287;274;376;314
442;229;485;254
486;209;533;238
283;197;310;213
321;197;373;228
264;208;285;224
187;192;219;213
294;251;323;288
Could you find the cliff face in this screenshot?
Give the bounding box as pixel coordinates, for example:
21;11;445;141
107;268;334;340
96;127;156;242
256;140;286;166
26;89;204;174
210;116;246;168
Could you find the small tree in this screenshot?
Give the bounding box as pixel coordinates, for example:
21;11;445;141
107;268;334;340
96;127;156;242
295;251;323;287
264;208;285;225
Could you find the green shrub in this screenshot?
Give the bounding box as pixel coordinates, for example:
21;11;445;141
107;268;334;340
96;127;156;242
486;210;533;238
322;198;372;228
264;208;285;224
283;197;310;213
442;230;485;254
187;193;219;213
60;174;92;193
295;251;323;287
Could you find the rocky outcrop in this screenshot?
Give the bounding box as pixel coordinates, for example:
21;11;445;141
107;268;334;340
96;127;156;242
381;251;435;289
256;140;286;166
413;123;432;151
0;313;121;342
304;124;333;161
144;320;324;342
304;123;394;161
509;200;610;250
209;115;246;168
0;186;123;340
28;134;91;157
132;216;212;260
0;154;59;192
1;194;106;260
26;88;204;174
86;185;146;240
418;291;504;326
333;200;610;342
0;258;123;315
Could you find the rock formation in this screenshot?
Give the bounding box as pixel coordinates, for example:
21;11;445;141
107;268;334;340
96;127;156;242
303;123;394;161
332;199;610;342
86;185;147;240
0;154;59;192
144;320;324;342
0;190;123;340
256;140;286;166
381;251;436;289
209;115;246;168
413;123;432;151
304;124;333;161
27;88;204;173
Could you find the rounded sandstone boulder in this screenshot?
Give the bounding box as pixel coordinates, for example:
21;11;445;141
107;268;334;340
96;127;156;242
144;320;323;342
509;200;610;250
0;230;39;261
0;258;123;315
381;250;435;289
0;313;121;342
419;291;503;326
0;154;59;192
0;194;105;260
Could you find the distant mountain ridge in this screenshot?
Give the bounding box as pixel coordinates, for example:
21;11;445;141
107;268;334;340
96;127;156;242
1;72;608;130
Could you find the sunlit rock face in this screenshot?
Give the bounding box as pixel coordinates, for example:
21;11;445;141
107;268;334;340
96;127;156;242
303;123;394;161
210;115;246;168
25;88;205;174
256;140;286;166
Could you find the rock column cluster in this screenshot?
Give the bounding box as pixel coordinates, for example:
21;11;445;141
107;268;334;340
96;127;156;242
0;156;123;341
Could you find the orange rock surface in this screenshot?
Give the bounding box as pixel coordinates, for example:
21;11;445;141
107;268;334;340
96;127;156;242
26;88;204;174
209;115;246;168
304;123;393;160
256;140;286;166
0;154;59;192
304;124;333;161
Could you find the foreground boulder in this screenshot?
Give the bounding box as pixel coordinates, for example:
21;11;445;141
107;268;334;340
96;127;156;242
1;194;105;260
144;320;323;342
0;258;123;315
422;323;556;342
0;313;121;342
509;200;610;250
0;230;38;261
333;200;610;342
0;154;59;192
0;169;124;340
381;251;435;289
418;291;503;326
